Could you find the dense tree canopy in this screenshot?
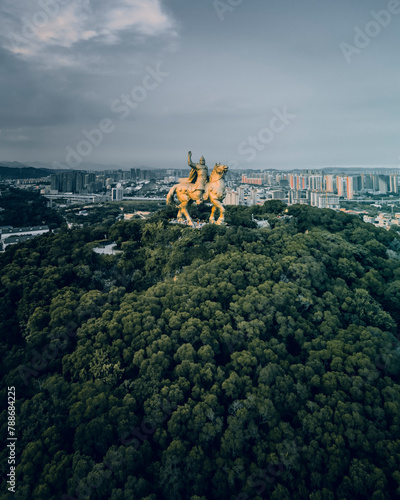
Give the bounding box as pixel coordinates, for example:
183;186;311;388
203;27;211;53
1;203;400;499
0;187;63;227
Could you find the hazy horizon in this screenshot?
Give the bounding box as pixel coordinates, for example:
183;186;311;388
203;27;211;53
2;159;400;174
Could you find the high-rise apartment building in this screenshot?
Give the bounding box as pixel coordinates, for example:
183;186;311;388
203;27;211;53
336;176;345;197
324;175;335;192
309;175;323;191
111;187;124;201
237;186;245;204
346;176;355;199
389;175;398;193
379;176;389;193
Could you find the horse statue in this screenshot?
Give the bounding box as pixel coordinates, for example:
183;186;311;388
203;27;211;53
205;163;229;224
166;158;229;226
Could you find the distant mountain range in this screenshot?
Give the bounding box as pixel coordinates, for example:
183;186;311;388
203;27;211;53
0;162;56;180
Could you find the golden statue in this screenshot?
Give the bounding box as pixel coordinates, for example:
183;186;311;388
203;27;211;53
167;151;228;226
180;151;208;205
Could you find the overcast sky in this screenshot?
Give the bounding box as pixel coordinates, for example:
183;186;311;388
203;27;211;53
0;0;399;170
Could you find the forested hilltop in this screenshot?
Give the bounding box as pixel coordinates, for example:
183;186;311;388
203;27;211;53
1;202;400;500
0;187;63;228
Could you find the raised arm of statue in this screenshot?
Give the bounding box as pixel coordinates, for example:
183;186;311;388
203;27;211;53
188;151;196;168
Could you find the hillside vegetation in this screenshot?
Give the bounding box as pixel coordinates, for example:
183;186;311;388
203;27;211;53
0;187;63;228
1;202;400;499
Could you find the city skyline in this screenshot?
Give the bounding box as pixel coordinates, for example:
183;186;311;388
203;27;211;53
1;0;400;169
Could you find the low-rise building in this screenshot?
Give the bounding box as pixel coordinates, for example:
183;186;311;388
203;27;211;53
1;225;49;239
363;212;400;229
310;191;340;210
2;234;36;250
0;225;50;251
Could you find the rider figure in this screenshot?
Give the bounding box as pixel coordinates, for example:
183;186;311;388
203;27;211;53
188;151;208;204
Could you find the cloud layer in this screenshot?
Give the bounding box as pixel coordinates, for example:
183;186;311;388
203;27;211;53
1;0;176;62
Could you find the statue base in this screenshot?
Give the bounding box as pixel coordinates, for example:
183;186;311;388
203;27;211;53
169;218;226;228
